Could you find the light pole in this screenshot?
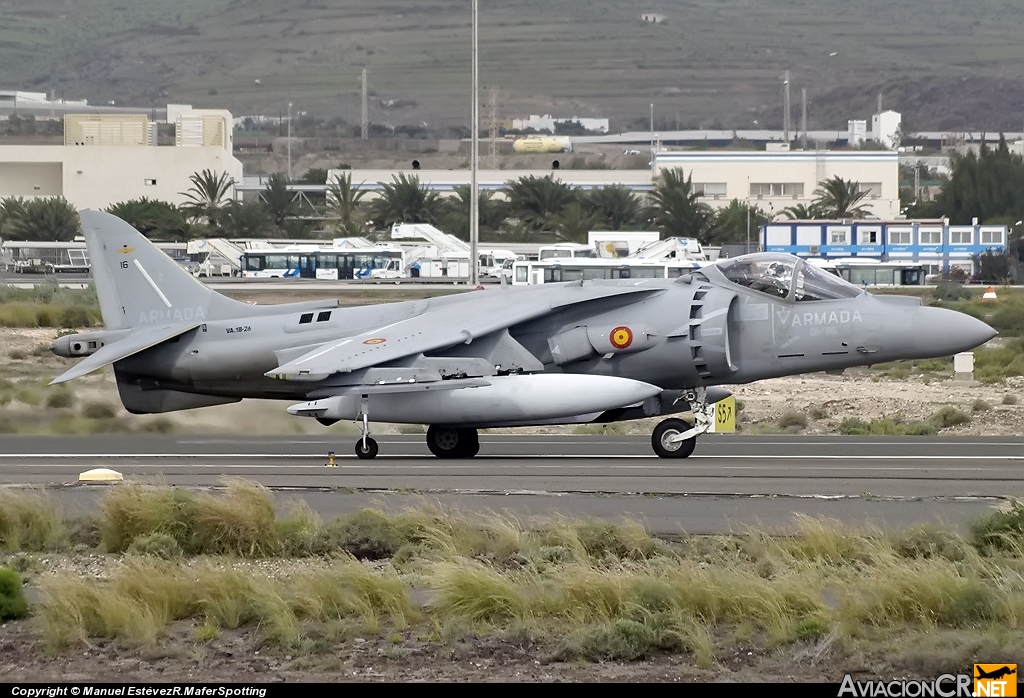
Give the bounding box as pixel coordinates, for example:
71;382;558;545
287;102;292;180
469;0;479;287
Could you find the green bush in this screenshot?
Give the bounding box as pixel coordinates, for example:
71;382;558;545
969;500;1024;553
777;411;808;429
0;567;28;620
46;390;74;409
934;282;973;302
82;402;117;419
128;532;182;559
1003;394;1019;405
324;509;406;560
929;406;971;429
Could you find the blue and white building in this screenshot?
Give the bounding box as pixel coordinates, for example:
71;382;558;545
761;220;1007;276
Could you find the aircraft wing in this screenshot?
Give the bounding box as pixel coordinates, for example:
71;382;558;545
266;285;657;382
50;322;201;385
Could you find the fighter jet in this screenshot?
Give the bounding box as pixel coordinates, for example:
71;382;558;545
51;210;996;459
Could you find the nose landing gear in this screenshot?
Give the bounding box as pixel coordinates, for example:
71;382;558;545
650;387;711;458
354;395;378;460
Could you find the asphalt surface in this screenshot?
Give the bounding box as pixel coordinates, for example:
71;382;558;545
2;434;1021;534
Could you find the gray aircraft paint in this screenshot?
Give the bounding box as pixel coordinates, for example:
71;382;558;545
52;211;996;450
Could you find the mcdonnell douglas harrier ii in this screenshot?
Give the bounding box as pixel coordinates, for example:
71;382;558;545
51;211;996;459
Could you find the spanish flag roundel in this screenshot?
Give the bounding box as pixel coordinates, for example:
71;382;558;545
609;326;633;350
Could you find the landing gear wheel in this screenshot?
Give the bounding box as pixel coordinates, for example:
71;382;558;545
355;437;378;460
652;418;697;459
426;425;479;458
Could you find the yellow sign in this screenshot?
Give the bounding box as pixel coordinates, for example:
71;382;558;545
706;396;736;433
975;664;1017;697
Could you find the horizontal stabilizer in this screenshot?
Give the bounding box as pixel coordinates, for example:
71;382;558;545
50;322;200;385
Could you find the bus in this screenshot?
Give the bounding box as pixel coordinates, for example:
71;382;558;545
240;248;405;280
811;259;927;287
511;257;703;285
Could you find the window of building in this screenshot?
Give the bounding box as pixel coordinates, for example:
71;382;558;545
749;182;804;198
949;229;973;245
828;228;850;245
919;228;942;245
694;182;727;197
144;179;157;186
856;182;882;198
316;311;332;322
981;229;1004;245
299;313;314;324
859;228;881;244
888;228;912;245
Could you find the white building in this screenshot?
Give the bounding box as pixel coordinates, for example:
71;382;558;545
871;110;902;149
0;109;242;210
511;114;610;134
654;150;900;219
847;120;868;147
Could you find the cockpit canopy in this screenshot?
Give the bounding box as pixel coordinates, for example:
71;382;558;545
715;253;863;302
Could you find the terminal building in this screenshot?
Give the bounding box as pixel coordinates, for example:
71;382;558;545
761;219;1008;277
0;106;242;210
654;150;900;219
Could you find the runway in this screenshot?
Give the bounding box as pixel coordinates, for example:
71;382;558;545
1;434;1022;534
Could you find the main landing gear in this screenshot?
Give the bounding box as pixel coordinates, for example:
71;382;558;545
426;425;479;458
650;387;712;459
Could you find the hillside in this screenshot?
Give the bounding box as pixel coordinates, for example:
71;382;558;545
3;0;1024;132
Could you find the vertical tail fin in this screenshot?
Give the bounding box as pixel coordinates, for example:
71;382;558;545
80;209;243;329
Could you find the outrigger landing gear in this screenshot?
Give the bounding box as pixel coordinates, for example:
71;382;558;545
651;387;712;459
354;395;378;460
426;425;480;458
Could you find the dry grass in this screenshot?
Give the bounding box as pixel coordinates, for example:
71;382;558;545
17;483;1024;666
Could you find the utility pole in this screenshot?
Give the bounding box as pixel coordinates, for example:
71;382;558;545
783;71;791;142
650;103;655;174
801;87;807;149
361;68;368;140
488;88;498;169
287;102;292;179
469;0;479;287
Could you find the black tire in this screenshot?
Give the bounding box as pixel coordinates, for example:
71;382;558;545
461;429;480;457
651;418;697;458
354;437;378;460
426;425;479;458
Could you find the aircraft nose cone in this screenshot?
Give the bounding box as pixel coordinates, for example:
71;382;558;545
912;306;997;356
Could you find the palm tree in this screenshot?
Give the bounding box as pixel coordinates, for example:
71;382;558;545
780;203;822;220
219;200;273;238
106;198;194;240
181;169;235;225
261;173;299;232
811;176;871;219
3;197;80;241
551;201;601;243
586;185;644;230
502;175;577;232
369;173;444;230
706;199;769;246
325;172;368;235
438;185;508;241
647;168;715;242
0;197;27;238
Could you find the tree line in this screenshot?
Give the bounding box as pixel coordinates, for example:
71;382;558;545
0;168;884;245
